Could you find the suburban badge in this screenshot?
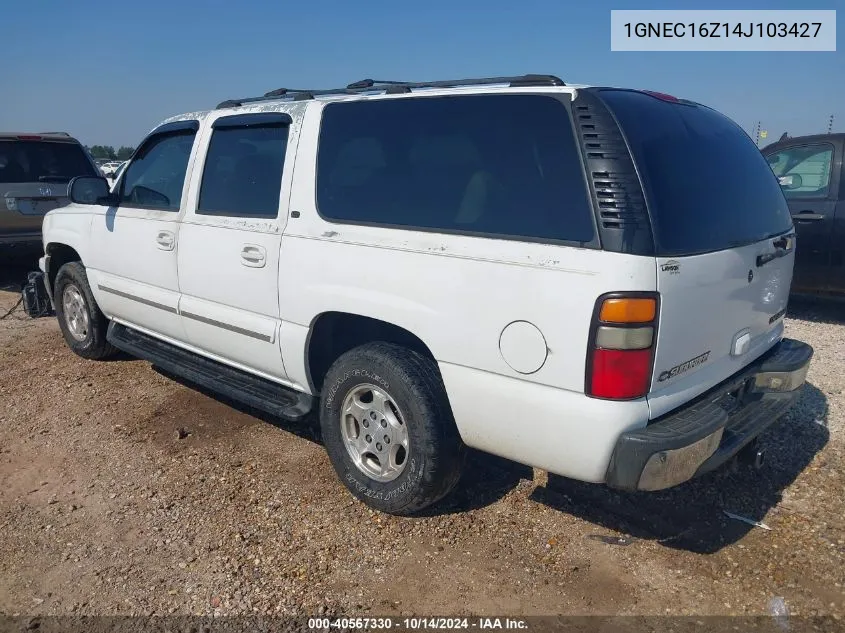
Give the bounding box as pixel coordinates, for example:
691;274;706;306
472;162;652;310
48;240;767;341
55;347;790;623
658;351;711;382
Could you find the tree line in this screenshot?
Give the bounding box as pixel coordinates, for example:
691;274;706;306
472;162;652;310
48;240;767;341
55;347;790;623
85;145;135;160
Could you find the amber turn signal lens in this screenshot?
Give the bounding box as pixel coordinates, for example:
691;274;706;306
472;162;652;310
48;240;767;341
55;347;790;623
599;298;656;324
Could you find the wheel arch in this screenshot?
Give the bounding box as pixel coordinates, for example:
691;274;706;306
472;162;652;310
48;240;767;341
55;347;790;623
44;241;84;301
305;311;438;395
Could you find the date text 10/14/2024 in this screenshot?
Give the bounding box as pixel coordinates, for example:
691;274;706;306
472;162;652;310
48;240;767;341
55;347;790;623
307;617;529;630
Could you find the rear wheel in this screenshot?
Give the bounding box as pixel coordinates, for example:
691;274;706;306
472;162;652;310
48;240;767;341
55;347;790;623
319;342;465;515
54;262;117;360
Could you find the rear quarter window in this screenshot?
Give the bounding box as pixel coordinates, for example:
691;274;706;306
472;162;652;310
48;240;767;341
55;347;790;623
316;94;596;245
599;90;793;256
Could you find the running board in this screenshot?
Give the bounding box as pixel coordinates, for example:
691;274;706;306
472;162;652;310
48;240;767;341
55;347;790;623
107;322;313;421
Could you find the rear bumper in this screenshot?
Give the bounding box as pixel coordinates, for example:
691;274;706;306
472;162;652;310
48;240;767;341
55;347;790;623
605;338;813;491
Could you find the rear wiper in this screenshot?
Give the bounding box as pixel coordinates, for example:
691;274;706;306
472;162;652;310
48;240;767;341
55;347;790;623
37;176;70;183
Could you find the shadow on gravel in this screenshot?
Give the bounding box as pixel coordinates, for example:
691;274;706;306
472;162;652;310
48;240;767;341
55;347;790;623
154;366;529;511
423;450;533;516
788;295;845;325
150;366;324;445
530;382;829;554
150;365;827;529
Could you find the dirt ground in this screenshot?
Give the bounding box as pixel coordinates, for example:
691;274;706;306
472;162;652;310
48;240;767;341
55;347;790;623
0;252;843;620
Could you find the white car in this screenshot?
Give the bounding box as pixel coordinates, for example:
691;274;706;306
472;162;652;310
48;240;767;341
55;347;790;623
105;161;126;188
33;75;812;515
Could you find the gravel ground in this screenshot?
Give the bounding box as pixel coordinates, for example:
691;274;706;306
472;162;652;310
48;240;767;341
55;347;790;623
0;255;843;620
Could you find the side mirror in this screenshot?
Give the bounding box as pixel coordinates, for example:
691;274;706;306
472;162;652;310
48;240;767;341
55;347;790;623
69;176;114;205
778;174;803;190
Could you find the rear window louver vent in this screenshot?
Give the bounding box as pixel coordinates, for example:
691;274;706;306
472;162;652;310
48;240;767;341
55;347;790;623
573;92;654;255
592;171;647;230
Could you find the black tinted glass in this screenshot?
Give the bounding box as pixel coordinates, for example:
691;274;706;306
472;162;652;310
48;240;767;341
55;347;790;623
317;94;595;243
120;131;195;210
0;140;98;184
198;124;288;218
600;90;793;256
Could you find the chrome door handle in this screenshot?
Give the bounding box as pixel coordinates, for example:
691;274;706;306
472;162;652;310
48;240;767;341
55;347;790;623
156;230;175;251
241;244;266;268
792;211;824;222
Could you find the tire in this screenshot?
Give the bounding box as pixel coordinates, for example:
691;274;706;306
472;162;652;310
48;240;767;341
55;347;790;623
53;261;118;360
320;342;465;515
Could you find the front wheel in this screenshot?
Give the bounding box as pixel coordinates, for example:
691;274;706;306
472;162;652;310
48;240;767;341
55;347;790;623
54;261;117;360
319;342;465;515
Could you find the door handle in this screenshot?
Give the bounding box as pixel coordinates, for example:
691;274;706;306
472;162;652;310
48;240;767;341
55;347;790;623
241;244;266;268
792;211;824;222
156;230;175;250
757;233;795;267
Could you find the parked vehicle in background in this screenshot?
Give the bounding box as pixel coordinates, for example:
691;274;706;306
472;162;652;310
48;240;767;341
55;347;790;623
0;132;100;248
762;133;845;298
101;161;125;186
105;161;127;188
101;161;122;177
33;76;812;515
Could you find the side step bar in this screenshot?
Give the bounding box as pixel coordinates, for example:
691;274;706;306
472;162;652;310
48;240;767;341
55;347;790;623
107;322;313;421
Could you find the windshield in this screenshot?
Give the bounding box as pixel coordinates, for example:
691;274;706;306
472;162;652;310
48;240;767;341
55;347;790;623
0;140;98;184
599;90;793;256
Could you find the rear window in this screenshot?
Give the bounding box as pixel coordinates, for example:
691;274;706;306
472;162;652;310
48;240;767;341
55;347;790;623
599;90;793;256
0;140;98;184
317;94;596;244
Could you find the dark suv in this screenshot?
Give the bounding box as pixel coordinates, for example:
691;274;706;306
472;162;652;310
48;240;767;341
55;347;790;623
1;133;100;248
762;133;845;297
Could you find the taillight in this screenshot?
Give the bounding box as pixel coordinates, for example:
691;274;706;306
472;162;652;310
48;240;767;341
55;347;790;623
586;293;659;400
16;135;43;140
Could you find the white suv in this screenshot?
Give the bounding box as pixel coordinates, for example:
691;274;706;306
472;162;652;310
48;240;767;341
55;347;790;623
34;75;813;515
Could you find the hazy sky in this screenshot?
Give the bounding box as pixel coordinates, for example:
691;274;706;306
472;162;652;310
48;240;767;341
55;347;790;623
3;0;842;148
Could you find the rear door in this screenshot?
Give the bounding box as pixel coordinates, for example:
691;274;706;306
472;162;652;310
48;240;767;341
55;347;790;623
598;90;796;418
0;136;98;238
763;140;842;293
177;111;294;381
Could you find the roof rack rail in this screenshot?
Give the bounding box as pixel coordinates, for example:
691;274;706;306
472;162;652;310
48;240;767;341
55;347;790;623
38;131;70;136
346;79;409;89
215;74;565;109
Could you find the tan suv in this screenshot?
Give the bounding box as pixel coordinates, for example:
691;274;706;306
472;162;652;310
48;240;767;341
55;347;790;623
1;132;100;248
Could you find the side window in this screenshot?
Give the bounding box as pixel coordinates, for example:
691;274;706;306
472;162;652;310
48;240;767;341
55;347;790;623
198;117;289;218
120;130;196;210
766;144;834;199
316;95;595;244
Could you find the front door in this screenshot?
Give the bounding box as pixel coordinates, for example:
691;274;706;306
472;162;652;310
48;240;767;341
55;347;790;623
86;121;200;342
765;141;841;293
177;112;294;382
